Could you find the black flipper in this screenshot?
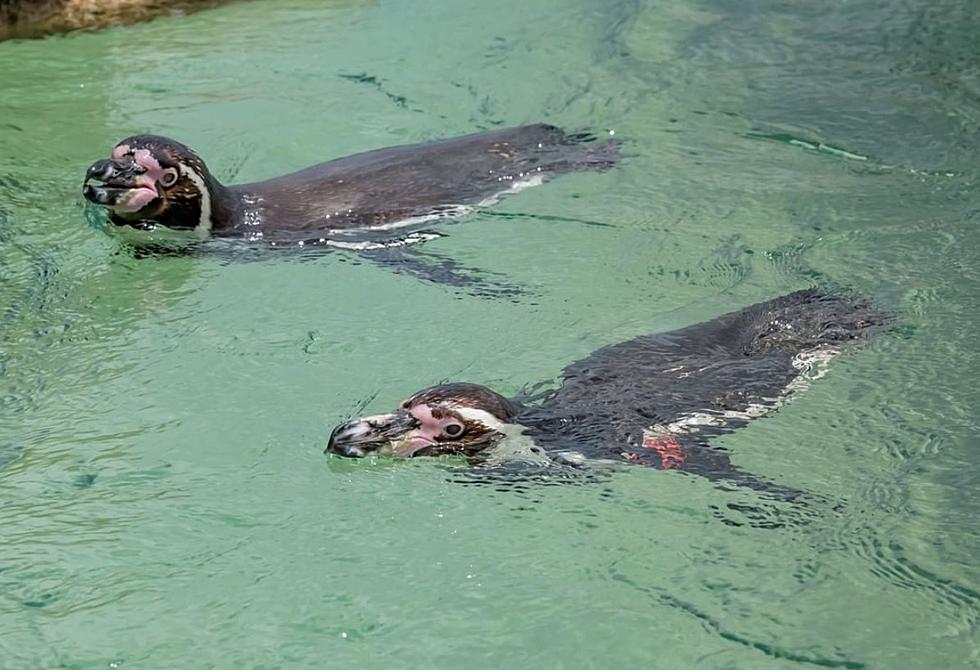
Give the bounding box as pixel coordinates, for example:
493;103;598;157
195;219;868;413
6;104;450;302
356;244;527;299
106;226;527;298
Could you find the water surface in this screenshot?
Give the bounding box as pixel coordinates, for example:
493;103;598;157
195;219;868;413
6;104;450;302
1;0;978;668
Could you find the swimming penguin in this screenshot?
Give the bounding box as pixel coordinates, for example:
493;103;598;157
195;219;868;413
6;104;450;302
326;289;886;497
82;124;618;293
83;125;617;241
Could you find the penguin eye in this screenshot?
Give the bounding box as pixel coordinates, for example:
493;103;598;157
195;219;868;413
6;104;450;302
159;168;178;187
443;423;464;437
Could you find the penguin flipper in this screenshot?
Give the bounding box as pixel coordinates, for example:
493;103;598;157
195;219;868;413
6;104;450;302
357;243;527;299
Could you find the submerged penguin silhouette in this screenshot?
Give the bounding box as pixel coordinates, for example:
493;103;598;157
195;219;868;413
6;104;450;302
326;289;886;498
82;124;618;293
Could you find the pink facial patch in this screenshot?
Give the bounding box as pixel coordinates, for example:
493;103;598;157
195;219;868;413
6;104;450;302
408;404;443;441
106;146;167;213
392;435;436;458
409;403;459;437
117;187;159;212
390;404;459;458
132;149;162;176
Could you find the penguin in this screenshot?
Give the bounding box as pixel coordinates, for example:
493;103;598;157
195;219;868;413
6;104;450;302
82;124;618;292
326;289;886;498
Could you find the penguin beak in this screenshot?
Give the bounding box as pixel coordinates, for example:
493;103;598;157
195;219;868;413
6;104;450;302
326;411;420;458
82;157;159;214
83;157;140;199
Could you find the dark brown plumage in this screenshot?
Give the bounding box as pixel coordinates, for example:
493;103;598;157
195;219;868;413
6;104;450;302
327;289;887;498
82;125;619;243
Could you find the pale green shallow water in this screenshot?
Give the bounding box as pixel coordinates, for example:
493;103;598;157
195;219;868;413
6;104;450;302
1;0;979;668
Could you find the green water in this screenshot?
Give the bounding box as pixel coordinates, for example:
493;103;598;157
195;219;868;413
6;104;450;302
1;0;978;667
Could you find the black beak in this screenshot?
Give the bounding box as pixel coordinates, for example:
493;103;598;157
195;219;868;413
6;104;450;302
326;421;369;457
85;157;142;184
325;411;418;458
82;157;144;205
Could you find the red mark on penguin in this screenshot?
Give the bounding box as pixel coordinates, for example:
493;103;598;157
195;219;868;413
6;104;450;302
642;434;686;470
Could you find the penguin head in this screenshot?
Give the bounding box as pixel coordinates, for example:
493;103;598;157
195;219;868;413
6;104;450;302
326;383;519;459
83;135;219;233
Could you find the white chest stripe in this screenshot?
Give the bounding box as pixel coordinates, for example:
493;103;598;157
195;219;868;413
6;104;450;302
179;164;212;236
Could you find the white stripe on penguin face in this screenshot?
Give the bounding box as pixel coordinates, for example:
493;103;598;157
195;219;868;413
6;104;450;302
178;163;212;236
454;407;505;430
